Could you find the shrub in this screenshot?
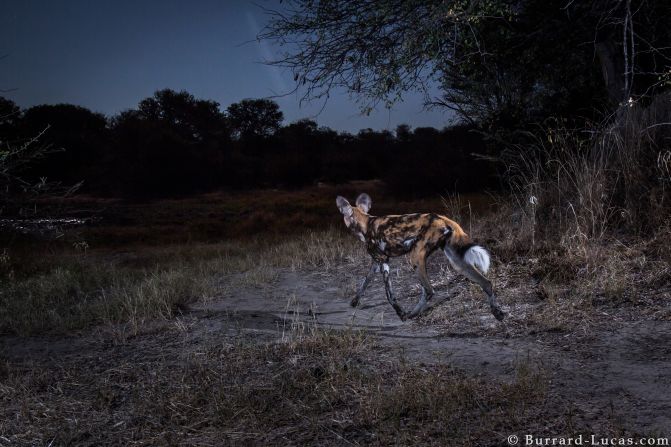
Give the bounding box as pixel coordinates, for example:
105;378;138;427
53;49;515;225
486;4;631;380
504;93;671;249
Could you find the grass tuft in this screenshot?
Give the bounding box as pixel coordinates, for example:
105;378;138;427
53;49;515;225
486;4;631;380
0;226;363;335
0;327;580;446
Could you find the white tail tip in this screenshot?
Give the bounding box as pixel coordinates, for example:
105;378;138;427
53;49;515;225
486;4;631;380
464;245;490;274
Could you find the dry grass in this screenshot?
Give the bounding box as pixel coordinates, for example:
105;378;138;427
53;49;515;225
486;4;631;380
1;174;669;444
3;177;669;339
0;253;217;335
504;95;671;243
0;226;364;336
2;324;615;446
414;189;670;336
418;97;671;333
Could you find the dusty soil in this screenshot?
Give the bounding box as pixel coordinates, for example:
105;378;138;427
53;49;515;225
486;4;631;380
192;258;671;435
2;254;671;438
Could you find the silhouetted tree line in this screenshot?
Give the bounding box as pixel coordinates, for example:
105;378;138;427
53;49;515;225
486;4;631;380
0;90;495;199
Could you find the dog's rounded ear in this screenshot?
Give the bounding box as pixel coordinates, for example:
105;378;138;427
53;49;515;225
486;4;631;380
336;196;353;216
355;193;372;213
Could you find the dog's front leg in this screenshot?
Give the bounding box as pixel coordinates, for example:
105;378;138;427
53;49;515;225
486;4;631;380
351;261;379;307
381;263;407;321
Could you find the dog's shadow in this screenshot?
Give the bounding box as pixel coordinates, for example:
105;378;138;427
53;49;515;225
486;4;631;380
358;293;454;315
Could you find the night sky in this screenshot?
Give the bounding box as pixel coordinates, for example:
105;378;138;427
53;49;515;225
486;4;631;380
0;0;451;132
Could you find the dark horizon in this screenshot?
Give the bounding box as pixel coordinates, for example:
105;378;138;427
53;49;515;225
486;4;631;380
0;0;451;132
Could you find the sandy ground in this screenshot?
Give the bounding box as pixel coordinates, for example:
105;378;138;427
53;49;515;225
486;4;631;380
2;257;670;436
193;263;671;435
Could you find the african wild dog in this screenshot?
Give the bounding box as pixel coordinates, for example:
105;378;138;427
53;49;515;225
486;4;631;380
336;193;505;321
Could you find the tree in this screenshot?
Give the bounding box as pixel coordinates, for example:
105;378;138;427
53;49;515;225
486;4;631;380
267;119;320;187
226;99;283;139
20;104;108;185
423;0;620;133
280;118;318;137
0;97;21;136
395;124;412;143
105;90;229;197
384;124;493;196
262;0;671;129
137;89;228;141
0;98;73;209
0;127;52;205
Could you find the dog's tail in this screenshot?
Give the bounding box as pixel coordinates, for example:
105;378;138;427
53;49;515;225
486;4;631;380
440;218;490;274
463;245;490;274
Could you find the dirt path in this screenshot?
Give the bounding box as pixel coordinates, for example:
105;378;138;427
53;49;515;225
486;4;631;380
185;266;671;435
3;264;670;436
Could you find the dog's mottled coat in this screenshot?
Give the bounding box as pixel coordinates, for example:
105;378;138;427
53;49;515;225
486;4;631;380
337;193;505;321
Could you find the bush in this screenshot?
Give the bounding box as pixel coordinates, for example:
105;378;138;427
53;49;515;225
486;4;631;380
504;93;671;248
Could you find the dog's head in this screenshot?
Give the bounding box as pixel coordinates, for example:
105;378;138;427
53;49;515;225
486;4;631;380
336;193;372;242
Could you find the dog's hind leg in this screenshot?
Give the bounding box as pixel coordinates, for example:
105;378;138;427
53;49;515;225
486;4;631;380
408;256;434;319
444;246;505;321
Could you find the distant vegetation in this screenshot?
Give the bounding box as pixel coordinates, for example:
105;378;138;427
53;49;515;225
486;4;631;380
0;91;495;201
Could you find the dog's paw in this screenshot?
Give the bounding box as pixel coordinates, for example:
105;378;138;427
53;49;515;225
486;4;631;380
491;306;506;321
